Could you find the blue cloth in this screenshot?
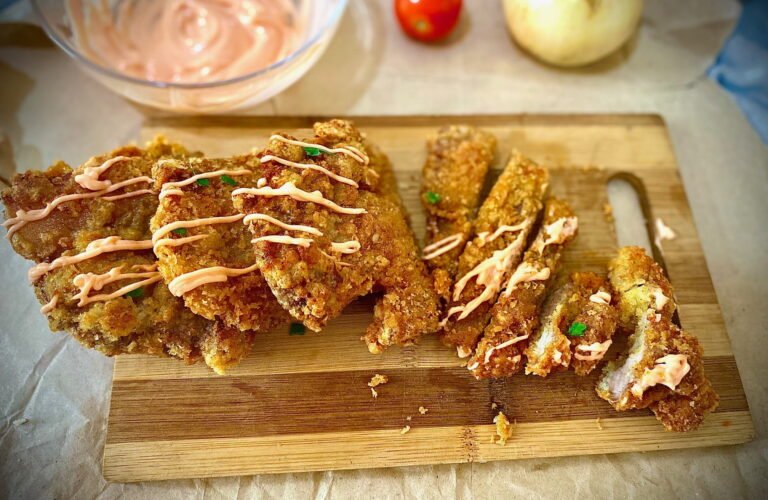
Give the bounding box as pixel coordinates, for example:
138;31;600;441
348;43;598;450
709;0;768;143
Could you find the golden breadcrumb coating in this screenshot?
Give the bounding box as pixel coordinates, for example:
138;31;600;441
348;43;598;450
568;272;619;376
441;153;548;354
470;197;577;379
2;138;193;261
232;120;439;352
421;125;496;304
598;247;718;431
151;156;288;332
596;312;718;431
2;138;254;373
522;272;617;377
608;246;675;329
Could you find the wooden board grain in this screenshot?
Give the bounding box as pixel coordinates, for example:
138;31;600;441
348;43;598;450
103;115;754;482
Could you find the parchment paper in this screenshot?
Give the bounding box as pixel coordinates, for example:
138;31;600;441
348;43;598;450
1;1;766;498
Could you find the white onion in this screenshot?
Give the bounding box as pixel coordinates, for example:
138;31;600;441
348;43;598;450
502;0;643;67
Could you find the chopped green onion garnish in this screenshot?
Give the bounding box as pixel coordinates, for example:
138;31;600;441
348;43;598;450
289;322;306;336
425;191;442;204
171;228;188;236
220;175;237;186
568;322;587;337
125;287;144;299
196;178;210;187
303;146;323;157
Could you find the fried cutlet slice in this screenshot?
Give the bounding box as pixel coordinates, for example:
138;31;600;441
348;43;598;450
150;156;289;332
420;126;496;304
596;311;718;431
3;139;255;373
608;246;675;329
33;249;252;371
468;197;578;379
231;120;439;352
441;153;548;358
2;137;192;261
524;272;618;377
597;247;718;431
568;272;619;376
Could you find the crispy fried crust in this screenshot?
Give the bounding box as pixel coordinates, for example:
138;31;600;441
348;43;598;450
568;272;619;376
598;247;718;431
232;120;439;351
523;272;618;377
469;197;577;379
441;153;548;354
524;278;575;377
421;126;496;303
151;156;289;332
2;139;255;373
2;138;192;261
608;246;675;328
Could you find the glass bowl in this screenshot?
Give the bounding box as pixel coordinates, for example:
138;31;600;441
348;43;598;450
31;0;349;113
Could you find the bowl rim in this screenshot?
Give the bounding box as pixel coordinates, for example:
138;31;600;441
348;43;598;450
30;0;349;89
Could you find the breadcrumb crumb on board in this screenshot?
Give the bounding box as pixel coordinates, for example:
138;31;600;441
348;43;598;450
596;417;603;431
370;387;378;399
400;425;411;435
368;374;389;387
418;406;428;415
493;411;513;446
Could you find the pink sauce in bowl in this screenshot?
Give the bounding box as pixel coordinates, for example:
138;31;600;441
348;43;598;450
66;0;305;84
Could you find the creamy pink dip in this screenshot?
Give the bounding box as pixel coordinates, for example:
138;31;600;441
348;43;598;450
67;0;304;84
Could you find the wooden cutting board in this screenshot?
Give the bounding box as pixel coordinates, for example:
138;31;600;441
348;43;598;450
103;115;754;482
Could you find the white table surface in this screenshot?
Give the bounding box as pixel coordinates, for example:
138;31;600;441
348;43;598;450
1;0;766;498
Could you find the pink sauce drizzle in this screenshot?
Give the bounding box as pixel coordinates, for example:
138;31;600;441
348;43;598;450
330;241;361;254
482;335;530;365
501;262;551;297
244;213;323;236
232;183;367;215
168;263;261;296
4;176;153;239
530;217;579;254
66;0;304;84
28;237;153;283
153;234;209;251
72;265;161;306
40;294;59;314
630;354;690;397
75;156;131;190
574;340;613;361
423;233;463;261
252;234;313;247
269;135;370;165
442;225;529;325
260;155;359;187
152;213;246;247
158;169;254;199
589;291;611;305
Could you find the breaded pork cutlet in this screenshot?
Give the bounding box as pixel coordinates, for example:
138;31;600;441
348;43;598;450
566;273;619;376
524;272;618;377
2;138;191;261
2;139;257;373
232;120;440;353
420;126;496;304
151;156;289;332
441;153;548;358
597;247;718;431
468;197;578;379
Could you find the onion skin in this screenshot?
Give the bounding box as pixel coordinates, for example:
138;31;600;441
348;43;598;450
502;0;644;67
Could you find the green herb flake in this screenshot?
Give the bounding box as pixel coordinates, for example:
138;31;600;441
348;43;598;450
425;191;442;204
568;322;587;337
196;178;210;187
125;287;144;299
171;228;188;236
289;323;306;336
303;146;323;157
220;175;237;186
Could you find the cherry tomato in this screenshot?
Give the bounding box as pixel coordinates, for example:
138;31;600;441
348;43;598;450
395;0;462;43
